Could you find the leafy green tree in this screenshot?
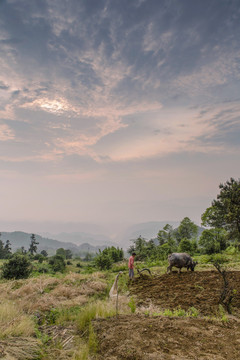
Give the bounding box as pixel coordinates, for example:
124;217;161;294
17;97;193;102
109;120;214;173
56;248;66;259
41;250;48;257
4;240;11;257
1;254;32;279
202;178;240;242
199;228;228;254
34;253;45;263
95;252;112;270
157;224;175;245
65;249;73;259
48;255;66;272
157;243;175;260
95;246;124;270
178;238;192;254
128;236;148;260
29;234;39;256
175;217;198;243
0;239;12;259
0;240;5;259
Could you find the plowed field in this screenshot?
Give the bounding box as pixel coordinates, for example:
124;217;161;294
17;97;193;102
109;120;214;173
94;315;240;360
93;270;240;359
129;270;240;316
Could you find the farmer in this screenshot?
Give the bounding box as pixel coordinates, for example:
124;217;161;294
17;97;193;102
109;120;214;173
128;252;136;279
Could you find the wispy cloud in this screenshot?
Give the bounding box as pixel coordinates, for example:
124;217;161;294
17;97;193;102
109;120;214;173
0;123;15;141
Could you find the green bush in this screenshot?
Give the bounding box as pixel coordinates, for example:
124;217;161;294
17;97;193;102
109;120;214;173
48;255;66;273
94;247;124;270
94;253;112;270
36;264;50;273
1;254;32;279
225;246;238;255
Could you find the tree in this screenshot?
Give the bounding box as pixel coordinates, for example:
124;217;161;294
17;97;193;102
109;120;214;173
94;246;124;270
4;240;11;257
56;248;66;259
95;252;112;270
175;217;198;243
127;236;148;260
157;224;175;245
199;228;228;254
0;240;5;259
0;239;12;259
1;254;32;279
65;249;73;259
202;178;240;242
41;250;48;257
178;238;193;254
48;255;66;273
29;234;39;256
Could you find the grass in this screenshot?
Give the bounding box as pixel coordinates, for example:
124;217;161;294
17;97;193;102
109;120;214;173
0;301;35;338
0;254;239;359
77;300;116;333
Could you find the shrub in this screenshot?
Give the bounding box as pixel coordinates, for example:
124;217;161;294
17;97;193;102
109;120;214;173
48;255;66;273
94;253;112;270
36;264;50;273
225;246;238;255
1;254;32;279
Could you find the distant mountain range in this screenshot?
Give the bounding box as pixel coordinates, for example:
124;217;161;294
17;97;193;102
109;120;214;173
0;231;115;256
40;231;116;247
0;220;204;254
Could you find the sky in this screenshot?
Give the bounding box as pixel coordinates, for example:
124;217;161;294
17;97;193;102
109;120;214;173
0;0;240;235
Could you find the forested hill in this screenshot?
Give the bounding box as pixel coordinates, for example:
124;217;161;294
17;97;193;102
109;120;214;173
0;231;110;255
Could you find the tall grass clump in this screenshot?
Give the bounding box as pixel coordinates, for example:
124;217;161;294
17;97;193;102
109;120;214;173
128;297;136;313
88;323;98;354
0;301;35;338
77;300;116;333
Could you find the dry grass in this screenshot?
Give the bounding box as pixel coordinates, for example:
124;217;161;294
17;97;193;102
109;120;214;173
0;302;35;338
0;274;108;313
0;337;40;360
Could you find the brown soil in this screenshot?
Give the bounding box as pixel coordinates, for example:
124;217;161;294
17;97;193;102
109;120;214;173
94;315;240;360
93;271;240;359
129;270;240;316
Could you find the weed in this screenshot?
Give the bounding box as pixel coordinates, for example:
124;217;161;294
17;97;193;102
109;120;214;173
218;304;228;322
187;307;199;317
77;300;116;333
173;307;186;317
88;323;98;354
128;296;136;313
163;309;174;317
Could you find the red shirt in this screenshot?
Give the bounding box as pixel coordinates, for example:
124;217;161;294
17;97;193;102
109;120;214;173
128;255;134;269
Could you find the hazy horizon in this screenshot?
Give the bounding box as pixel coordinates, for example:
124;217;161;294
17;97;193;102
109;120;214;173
1;0;239;232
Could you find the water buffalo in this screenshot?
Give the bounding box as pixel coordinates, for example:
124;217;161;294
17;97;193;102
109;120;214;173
167;253;198;274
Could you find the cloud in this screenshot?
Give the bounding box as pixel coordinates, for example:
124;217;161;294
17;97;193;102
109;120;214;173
0;0;240;168
0;123;15;141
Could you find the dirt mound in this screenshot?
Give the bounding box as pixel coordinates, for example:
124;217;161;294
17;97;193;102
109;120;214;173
129;271;240;315
94;315;240;360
